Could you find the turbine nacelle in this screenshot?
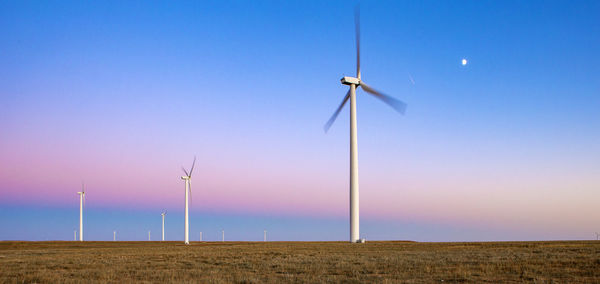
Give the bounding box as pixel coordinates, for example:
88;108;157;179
181;176;190;180
341;76;360;86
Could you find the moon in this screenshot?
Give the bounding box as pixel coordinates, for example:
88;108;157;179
462;59;467;66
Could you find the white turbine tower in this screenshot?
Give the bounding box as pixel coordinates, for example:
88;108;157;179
77;185;86;242
161;211;166;241
113;231;116;241
73;230;77;241
181;157;196;245
324;6;407;243
199;231;202;241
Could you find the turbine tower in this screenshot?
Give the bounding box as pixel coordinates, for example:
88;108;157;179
161;211;166;241
181;157;196;245
113;231;116;241
77;185;86;242
324;6;407;243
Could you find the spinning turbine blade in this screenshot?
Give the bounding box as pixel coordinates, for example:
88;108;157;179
355;6;361;79
182;167;189;177
360;82;407;114
324;90;351;132
189;156;196;177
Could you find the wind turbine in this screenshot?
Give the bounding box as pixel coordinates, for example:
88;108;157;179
181;157;196;245
77;184;86;242
324;6;407;243
113;231;116;241
161;211;166;241
160;210;167;242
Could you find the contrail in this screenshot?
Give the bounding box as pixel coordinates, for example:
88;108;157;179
408;73;415;85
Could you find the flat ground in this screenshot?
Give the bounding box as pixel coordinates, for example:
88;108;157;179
0;241;598;283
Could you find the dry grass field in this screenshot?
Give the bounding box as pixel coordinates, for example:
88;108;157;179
0;241;598;283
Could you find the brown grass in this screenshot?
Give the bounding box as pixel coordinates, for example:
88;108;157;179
0;241;598;283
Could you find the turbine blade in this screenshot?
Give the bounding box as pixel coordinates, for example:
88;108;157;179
188;182;192;207
355;5;361;80
81;182;85;207
360;82;407;114
182;167;189;177
189;156;196;177
324;90;351;133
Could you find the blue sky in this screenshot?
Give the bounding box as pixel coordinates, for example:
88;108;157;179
0;0;599;241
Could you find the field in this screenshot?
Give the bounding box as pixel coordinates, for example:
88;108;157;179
1;241;599;283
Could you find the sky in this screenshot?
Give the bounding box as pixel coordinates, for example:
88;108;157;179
0;0;599;242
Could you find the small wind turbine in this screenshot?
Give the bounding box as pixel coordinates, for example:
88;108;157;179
73;230;77;241
77;184;86;242
181;157;196;245
596;232;599;240
161;211;166;241
148;230;151;241
264;230;267;242
324;6;407;243
199;231;202;241
222;230;225;242
113;231;116;241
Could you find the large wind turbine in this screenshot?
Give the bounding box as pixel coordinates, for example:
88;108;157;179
161;211;166;241
324;7;407;243
77;185;86;242
181;157;196;245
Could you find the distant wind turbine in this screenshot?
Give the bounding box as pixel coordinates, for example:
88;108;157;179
113;231;116;241
222;230;224;242
77;184;86;242
264;230;267;242
596;232;599;240
324;6;407;243
73;230;77;241
181;157;196;245
148;230;151;241
199;231;202;241
161;211;166;241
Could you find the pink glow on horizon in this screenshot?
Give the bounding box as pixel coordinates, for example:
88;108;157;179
1;114;599;238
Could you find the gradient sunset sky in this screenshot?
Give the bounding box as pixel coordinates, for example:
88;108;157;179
1;0;599;241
